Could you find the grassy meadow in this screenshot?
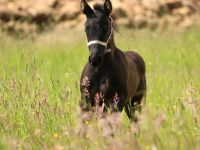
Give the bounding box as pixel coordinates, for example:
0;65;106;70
0;26;199;150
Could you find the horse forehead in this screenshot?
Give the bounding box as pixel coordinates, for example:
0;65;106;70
88;18;103;25
87;13;107;25
88;19;99;25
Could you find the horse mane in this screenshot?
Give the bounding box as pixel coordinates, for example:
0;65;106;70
93;3;105;13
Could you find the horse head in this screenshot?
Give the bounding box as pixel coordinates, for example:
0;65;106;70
81;0;113;67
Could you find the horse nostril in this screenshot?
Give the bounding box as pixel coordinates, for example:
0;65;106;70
89;56;103;67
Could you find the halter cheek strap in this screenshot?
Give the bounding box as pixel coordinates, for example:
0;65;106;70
87;16;113;54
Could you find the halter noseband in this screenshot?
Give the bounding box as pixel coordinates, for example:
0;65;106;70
87;16;113;53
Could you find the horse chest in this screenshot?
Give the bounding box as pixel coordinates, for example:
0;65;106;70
89;68;125;97
99;77;109;95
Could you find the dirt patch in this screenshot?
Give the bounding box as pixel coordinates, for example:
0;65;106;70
0;0;200;34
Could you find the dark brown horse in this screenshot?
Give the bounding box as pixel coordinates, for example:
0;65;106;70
80;0;146;121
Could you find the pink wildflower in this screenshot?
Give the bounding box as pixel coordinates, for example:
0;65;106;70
113;92;120;102
83;88;90;98
81;76;90;87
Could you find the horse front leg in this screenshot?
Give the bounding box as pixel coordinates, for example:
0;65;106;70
80;75;93;112
110;92;126;113
79;94;92;112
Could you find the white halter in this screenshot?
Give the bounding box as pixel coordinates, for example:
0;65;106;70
87;16;113;53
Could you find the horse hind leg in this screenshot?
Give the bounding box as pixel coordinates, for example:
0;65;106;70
125;103;131;119
129;74;147;122
126;93;145;122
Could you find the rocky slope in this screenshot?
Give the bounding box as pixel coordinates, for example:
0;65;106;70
0;0;200;34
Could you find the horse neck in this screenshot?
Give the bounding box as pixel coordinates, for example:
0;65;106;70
102;34;116;66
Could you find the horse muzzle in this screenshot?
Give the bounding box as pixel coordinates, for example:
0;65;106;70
89;55;103;67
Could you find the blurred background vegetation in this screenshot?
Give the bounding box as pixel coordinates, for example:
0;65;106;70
0;0;200;35
0;0;200;149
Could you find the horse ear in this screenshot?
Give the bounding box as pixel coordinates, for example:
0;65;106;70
104;0;112;15
81;0;93;16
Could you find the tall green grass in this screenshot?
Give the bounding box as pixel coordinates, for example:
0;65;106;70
0;27;199;149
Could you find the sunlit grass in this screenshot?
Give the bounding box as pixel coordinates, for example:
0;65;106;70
0;27;199;149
